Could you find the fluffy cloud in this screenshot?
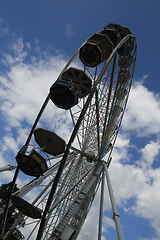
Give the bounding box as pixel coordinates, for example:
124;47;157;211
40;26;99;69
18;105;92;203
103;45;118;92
130;171;160;237
0;18;9;36
65;23;75;38
140;141;160;168
0;38;72;141
122;80;160;137
109;140;160;238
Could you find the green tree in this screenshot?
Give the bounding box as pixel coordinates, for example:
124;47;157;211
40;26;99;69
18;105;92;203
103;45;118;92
0;182;19;235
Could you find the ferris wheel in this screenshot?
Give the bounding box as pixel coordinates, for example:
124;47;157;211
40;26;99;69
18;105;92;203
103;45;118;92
1;23;137;240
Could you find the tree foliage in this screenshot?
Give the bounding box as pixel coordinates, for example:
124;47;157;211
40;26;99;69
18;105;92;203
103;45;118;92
0;182;19;235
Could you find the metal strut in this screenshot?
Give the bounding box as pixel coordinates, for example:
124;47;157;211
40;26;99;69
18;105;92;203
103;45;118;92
98;171;105;240
103;163;124;240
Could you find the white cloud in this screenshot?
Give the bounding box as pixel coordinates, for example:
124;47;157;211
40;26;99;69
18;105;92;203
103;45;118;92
109;137;160;238
65;23;75;38
103;215;115;232
109;162;147;204
0;18;9;37
0;152;9;168
0;40;71;154
25;42;32;50
122;81;160;136
2;135;19;154
130;169;160;237
115;134;130;148
143;74;149;79
140;141;160;168
9;38;28;62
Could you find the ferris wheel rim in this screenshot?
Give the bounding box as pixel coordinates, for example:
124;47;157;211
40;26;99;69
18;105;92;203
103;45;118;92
35;33;137;239
2;27;137;240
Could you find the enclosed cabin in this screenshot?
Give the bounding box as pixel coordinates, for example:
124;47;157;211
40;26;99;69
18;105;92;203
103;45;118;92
50;67;92;110
16;128;66;177
10;195;43;219
79;23;133;68
13;128;66;219
79;30;113;68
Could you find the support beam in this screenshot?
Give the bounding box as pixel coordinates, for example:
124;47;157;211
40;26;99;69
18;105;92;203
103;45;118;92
104;164;124;240
98;171;105;240
0;164;17;172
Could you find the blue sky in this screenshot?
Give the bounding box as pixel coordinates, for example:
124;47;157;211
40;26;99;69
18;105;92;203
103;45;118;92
0;0;160;240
